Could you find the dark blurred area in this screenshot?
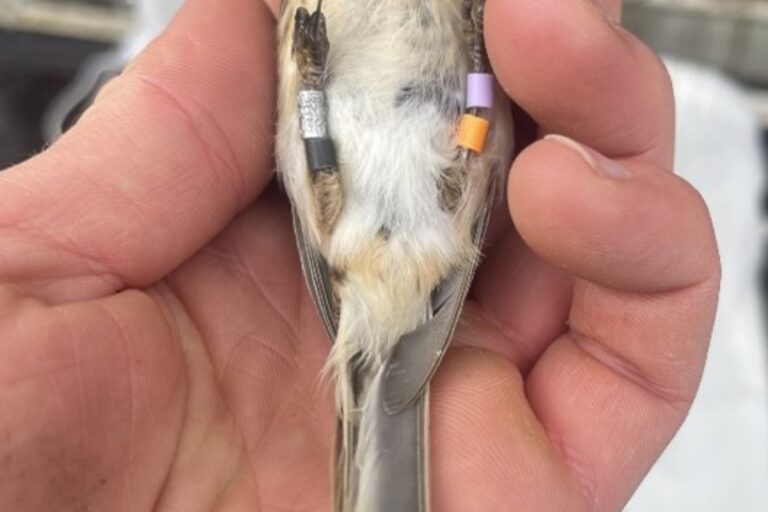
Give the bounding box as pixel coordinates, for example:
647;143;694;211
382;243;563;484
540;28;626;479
0;0;130;167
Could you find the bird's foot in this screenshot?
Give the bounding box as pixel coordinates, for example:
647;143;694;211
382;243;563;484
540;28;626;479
462;0;487;72
293;1;330;89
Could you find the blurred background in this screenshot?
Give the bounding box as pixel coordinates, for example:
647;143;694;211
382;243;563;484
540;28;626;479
0;0;766;510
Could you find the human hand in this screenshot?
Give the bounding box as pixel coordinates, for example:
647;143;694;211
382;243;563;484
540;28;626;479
0;1;718;511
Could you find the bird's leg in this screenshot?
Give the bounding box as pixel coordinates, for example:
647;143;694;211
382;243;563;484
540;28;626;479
440;0;490;213
293;1;343;232
464;0;488;73
311;164;343;235
439;159;468;213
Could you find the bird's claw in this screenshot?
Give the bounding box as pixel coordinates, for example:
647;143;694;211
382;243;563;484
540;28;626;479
293;2;330;88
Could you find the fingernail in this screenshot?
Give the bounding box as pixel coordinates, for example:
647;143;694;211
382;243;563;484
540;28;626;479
544;134;632;180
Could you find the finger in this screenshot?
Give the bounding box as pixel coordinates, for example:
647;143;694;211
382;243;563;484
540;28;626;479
264;0;281;18
486;0;674;167
431;349;588;511
511;137;717;292
513;137;718;509
0;0;276;296
466;230;572;372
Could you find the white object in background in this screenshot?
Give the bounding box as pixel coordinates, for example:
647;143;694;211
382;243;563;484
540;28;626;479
627;59;768;511
43;0;184;141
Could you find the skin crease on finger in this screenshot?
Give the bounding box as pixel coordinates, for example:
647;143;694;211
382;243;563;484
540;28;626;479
0;1;719;512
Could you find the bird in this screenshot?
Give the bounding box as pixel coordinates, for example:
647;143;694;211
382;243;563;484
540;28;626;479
275;1;514;510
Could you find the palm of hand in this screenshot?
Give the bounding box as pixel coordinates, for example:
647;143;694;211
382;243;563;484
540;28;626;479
2;184;575;510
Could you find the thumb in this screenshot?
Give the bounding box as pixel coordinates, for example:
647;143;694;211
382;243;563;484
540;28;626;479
0;0;276;300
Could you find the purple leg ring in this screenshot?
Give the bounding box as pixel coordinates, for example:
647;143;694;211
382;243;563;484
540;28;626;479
466;73;494;109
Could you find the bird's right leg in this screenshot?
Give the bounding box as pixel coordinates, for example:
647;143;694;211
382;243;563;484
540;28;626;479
293;1;343;233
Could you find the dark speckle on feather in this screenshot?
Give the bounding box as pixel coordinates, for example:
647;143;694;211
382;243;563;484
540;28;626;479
394;78;462;118
330;266;346;283
417;3;434;28
378;226;391;241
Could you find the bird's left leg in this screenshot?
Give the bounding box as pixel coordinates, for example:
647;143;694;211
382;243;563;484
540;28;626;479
440;0;490;213
439;158;469;213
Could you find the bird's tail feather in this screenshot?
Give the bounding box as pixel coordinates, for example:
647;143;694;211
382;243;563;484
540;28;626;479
333;358;357;512
329;268;433;512
334;360;429;512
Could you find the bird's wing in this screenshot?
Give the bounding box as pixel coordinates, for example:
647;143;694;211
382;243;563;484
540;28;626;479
381;204;492;414
292;207;339;341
